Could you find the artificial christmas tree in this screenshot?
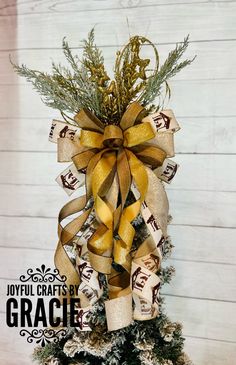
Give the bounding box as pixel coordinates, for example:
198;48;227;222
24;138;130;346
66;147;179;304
13;29;195;365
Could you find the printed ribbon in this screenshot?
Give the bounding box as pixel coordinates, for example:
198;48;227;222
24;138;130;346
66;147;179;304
49;104;180;331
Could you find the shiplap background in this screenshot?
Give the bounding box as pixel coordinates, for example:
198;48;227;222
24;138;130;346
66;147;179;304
0;0;236;364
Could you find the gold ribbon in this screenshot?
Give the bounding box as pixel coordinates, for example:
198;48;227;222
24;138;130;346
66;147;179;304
52;103;179;331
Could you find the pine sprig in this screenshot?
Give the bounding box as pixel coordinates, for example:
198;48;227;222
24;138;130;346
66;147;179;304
81;28;105;70
10;29;104;119
11;63;79;115
139;36;195;107
62;38;80;72
62;29;105;117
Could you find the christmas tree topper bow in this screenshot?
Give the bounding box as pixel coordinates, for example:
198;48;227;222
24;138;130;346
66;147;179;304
49;102;180;331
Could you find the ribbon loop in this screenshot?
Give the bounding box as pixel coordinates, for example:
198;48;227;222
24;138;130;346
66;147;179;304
131;144;167;169
80;130;103;149
123;122;155;147
74;108;104;132
103;125;123;147
120;101;146;130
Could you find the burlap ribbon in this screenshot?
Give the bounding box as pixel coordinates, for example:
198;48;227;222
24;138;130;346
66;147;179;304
49;104;180;331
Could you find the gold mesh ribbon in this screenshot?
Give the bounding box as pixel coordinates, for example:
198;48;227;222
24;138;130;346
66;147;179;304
51;103;180;331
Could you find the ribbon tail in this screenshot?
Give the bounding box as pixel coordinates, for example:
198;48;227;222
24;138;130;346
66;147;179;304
88;152;117;274
105;270;132;331
117;148;131;208
56;195;91;288
131;236;161;321
145;167;169;236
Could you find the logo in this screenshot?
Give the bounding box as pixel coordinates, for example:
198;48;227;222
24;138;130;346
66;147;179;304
131;267;151;292
60;169;80;191
152;112;171;130
6;265;81;346
161;161;178;182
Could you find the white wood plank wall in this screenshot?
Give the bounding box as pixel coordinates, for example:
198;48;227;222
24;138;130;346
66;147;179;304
0;1;236;364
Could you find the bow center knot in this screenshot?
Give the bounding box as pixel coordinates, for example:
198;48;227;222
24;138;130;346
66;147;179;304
103;125;123;148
